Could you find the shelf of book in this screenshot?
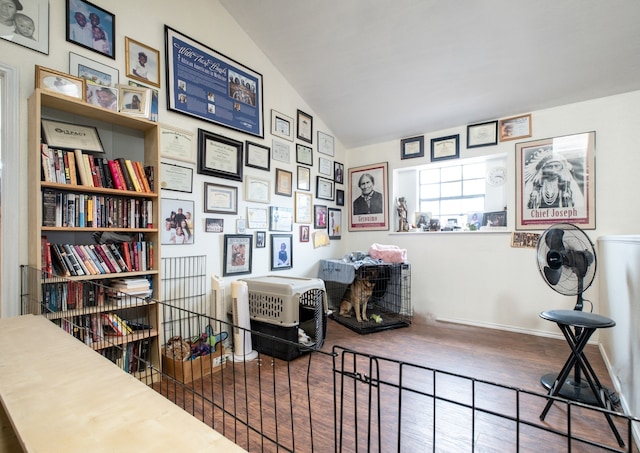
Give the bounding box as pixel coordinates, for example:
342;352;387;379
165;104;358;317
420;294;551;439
90;329;159;351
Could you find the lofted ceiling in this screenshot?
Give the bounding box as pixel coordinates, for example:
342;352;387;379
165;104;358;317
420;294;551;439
219;0;640;149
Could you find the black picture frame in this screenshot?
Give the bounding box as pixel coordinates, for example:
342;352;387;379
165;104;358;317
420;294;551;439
316;176;334;201
296;143;313;166
204;182;238;214
270;234;292;270
430;134;460;162
223;234;253;276
296;109;313;143
255;231;266;248
334;161;344;184
467;121;498;148
314;205;328;229
1;0;49;54
66;0;115;59
297;165;311;191
401;136;424;159
328;208;342;239
336;189;345;206
245;141;270;172
197;129;243;182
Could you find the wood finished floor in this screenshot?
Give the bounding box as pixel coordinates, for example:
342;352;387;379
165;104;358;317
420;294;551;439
155;318;639;453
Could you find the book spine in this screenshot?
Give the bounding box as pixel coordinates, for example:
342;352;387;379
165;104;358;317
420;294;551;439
144;165;155;192
135;161;152;193
41;143;55;182
85;244;106;274
100;244;122;273
70;245;91;276
121;242;133;272
62;151;71;184
55;150;64;183
90;244;112;273
67;151;78;185
49;244;70;277
82;154;95;187
87;154;100;187
107;160;124;190
116;158;135;191
124;159;143;192
42;189;57;227
108;243;129;272
73;245;96;275
61;244;84;276
73;150;90;186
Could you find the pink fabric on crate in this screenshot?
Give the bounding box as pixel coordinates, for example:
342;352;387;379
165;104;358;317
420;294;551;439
368;243;407;263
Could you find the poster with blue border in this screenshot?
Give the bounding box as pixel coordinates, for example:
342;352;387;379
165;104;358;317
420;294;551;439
165;26;264;138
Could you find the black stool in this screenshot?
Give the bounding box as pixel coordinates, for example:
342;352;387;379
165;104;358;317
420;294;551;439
539;309;623;447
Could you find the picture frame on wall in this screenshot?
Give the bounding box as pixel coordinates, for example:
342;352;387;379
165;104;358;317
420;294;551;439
245;141;270;172
294;191;312;224
400;136;424;159
204;182;238;214
336;189;345;206
125;37;161;88
247;207;268;229
70;52;119;87
467;120;498;148
197;128;243;182
316;176;334;201
223;234;253;276
269;206;293;232
430;134;460;162
297;166;311;191
296;143;313;166
328;208;342;239
35;66;85;100
205;218;224;233
160;162;193;193
255;231;266;248
160;124;195;163
1;0;49;54
271;110;294;142
66;0;114;59
297;109;313;143
515;131;595;230
244;175;270;204
300;225;310;243
348;161;389;231
317;131;335;156
270;234;292;271
161;198;195;245
334;162;344;184
314;205;328;229
318;157;332;177
272;139;291;163
500;113;532;142
129;80;159;122
117;84;151;118
275;168;293;197
85;84;118;111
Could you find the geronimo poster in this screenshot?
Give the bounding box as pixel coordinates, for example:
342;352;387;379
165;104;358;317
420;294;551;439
516;132;595;230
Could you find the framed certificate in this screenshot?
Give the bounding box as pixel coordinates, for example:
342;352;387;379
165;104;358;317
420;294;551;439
160;162;193;193
197;128;243;182
160;125;195;163
204;182;238;214
41;119;104;153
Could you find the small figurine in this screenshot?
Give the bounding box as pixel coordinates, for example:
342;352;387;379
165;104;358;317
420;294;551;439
397;197;409;232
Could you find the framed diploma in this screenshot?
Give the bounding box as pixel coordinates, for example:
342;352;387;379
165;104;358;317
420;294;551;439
247;207;268;229
41;119;104;153
245;141;270;171
204;182;238;214
160;125;195;163
160;162;193;193
245;175;271;204
197;128;243;182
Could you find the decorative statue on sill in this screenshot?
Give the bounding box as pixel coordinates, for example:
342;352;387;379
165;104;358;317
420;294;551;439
397;197;409;232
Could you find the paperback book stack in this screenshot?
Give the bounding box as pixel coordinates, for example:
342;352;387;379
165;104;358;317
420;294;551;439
107;277;152;306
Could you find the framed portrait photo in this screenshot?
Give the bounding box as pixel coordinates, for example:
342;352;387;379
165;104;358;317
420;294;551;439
328;208;342;240
245;141;270;172
161;198;195;245
314;204;328;229
125;37;160;88
85;83;118;111
223;234;252;276
467;120;498;148
129;80;158;122
336;189;345;206
117;83;151;118
66;0;114;59
255;231;266;248
296;109;313;143
271;109;294;142
275;168;293;197
500;113;532;142
204;182;238;214
271;234;292;271
430;134;460;162
334;162;344;184
400;136;424;160
69;52;118;87
348;162;389;232
300;225;310;243
35;66;85;100
515;131;595;230
1;0;49;54
197;129;243;182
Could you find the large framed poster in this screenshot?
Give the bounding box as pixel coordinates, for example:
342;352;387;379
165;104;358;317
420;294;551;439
348;162;389;232
515;132;595;230
165;25;264;138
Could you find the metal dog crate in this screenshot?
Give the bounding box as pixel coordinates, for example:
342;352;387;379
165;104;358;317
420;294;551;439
239;276;328;360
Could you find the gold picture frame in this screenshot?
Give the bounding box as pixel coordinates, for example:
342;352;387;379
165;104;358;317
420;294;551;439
500;113;532;142
125;37;161;88
117;84;151;118
35;66;85;100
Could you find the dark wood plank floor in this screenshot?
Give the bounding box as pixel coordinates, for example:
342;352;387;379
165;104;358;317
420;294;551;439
156;318;639;453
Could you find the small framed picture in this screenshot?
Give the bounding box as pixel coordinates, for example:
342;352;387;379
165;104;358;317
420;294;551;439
336;189;345;206
245;141;270;172
296;143;313;166
328;208;342;239
314;205;328;229
316;176;334;201
117;84;150;118
125;37;161;88
41;119;103;153
223;234;253;276
66;0;114;59
467;120;498;148
296;109;313;143
204;182;238;214
245;175;271;204
69;52;119;87
317;131;334;156
334;162;344;184
271;234;292;270
272;139;291;163
269;206;293;232
297;166;311;191
300;225;310;243
35;66;85;100
161;198;195;245
86;83;118;111
500;114;532;142
318;157;332;176
275;168;293;197
247;207;268;229
198;129;243;182
129;80;159;122
1;0;49;54
400;136;424;159
237;219;246;234
255;231;266;248
431;134;460;161
205;218;224;233
294;191;313;224
271;109;294;142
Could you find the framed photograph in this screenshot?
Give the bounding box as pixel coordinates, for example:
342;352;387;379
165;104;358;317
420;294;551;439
204;182;238;214
41;119;103;153
269;206;293;232
297;166;311;191
314;205;328;229
86;83;118;111
205;218;224;233
270;234;292;270
483;210;507;228
245;141;270;171
500;113;532;142
296;143;313;166
516;131;595;230
328;208;342;239
236;219;246;234
300;225;310;243
400;136;424;160
275;168;293;197
35;66;85;100
129;81;158;122
1;0;49;54
467;120;498;148
415;212;431;230
316;176;334;201
334;162;344;184
70;52;118;87
348;162;389;231
271;110;294;142
294;191;313;224
161;198;195;245
197;129;243;182
244;175;270;204
125;37;160;88
247;207;268;229
296;109;313;143
319;157;332;176
336;189;345;206
160;124;195;163
430;134;460;162
117;84;150;118
166;26;264;138
272;139;291;163
223;234;252;276
66;0;114;58
317;131;334;156
254;231;266;248
160;162;193;193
